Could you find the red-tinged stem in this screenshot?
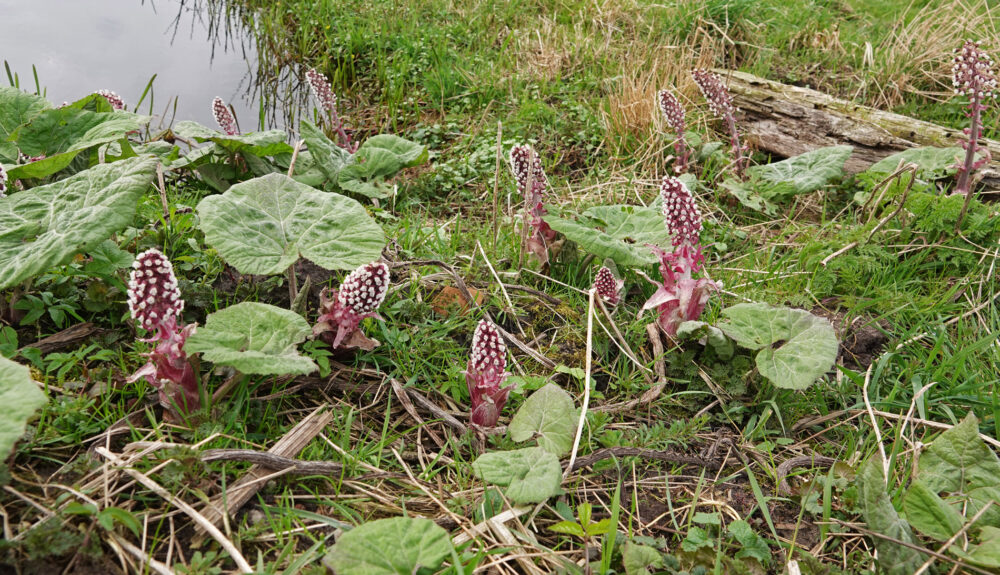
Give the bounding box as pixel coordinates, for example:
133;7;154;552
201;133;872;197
726;116;747;179
674;128;690;173
327;108;355;153
956;97;983;232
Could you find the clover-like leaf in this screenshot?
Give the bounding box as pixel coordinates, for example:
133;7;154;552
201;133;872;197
173;121;294;157
323;517;452;575
184;302;317;375
472;446;562;504
0;155;157;289
0;87;51;163
0;356;47;466
8;107;149;180
749;145;853;198
338;135;427;198
544;204;672;268
196;173;385;275
717;303;838;390
509;383;577;456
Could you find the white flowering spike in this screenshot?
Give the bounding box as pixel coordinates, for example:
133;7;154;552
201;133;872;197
658;89;686;133
306;68;338;112
691;69;736;120
510;144;547;198
953;40;997;99
212;97;239;135
95;90;125;110
127;249;184;331
469;320;507;380
338;262;391;315
660;176;703;246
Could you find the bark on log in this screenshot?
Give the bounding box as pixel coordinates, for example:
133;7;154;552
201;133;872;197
717;69;1000;188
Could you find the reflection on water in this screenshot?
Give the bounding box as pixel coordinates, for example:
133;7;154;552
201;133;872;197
2;0;306;131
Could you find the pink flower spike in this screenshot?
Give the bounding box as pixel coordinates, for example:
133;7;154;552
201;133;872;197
594;266;624;306
128;249;184;333
95;90;125;110
306;68;338;112
658;89;690;172
952;41;997;198
691;69;748;178
510;144;558;265
212;97;239;135
465;320;513;428
641;243;718;338
314;261;391;349
660;176;702;247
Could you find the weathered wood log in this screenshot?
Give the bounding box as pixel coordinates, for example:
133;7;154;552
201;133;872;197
717;69;1000;188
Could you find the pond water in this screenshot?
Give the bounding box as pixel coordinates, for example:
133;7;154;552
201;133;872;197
2;0;295;131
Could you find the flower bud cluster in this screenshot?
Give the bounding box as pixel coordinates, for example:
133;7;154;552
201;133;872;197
660;176;702;247
510;144;558;265
95;90;125;110
314;261;391;349
465;320;513;428
212;97;239;136
593;266;624;306
306;68;338;112
691;69;736;120
658;89;690;172
953;41;997;100
127;249;184;332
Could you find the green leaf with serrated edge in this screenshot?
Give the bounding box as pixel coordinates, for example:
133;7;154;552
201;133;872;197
0;156;157;290
323;517;452;575
509;383;577;456
472;446;562;504
184;303;317;375
0;355;47;465
196;173;385;276
173;121;294;157
952;526;1000;568
857;458;924;575
0;87;51;163
748;145;853;198
903;479;965;541
299;120;353;184
717;303;838;390
549;521;586;537
680;526;713;552
623;542;664;575
868;147;963;179
544;204;672;268
676;320;735;360
727;519;770;564
915;413;1000;528
338;135;427;198
7;107;149;180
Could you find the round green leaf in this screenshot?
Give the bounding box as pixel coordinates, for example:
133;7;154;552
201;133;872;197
718;303;838;390
184;303;317;375
0;356;47;466
0;87;51;163
508;383;577;456
196;173;385;275
748;145;853;198
544;204;672;269
472;446;563;504
0;155;158;290
323;517;452;575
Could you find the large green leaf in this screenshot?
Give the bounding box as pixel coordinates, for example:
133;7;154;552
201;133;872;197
0;87;51;163
0;356;47;466
472;446;563;504
299;120;353;184
544;204;672;268
338;134;427;198
868;147;963;179
323;517;452;575
184;303;317;375
7;107;149;180
857;459;924;575
952;526;1000;568
623;543;664;575
749;145;853;198
196;173;385;275
914;413;1000;528
0;155;157;289
173;121;294;157
508;383;577;456
717;303;838;390
902;479;965;541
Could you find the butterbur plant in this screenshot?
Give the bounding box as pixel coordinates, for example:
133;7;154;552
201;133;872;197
94;90;125;111
306;68;355;152
510;144;558;266
0;164;7;197
658;89;690;173
593;266;624;307
313;261;390;350
125;249;200;416
952;40;996;198
692;69;748;178
212;97;239;136
465;320;513;428
642;176;718;337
